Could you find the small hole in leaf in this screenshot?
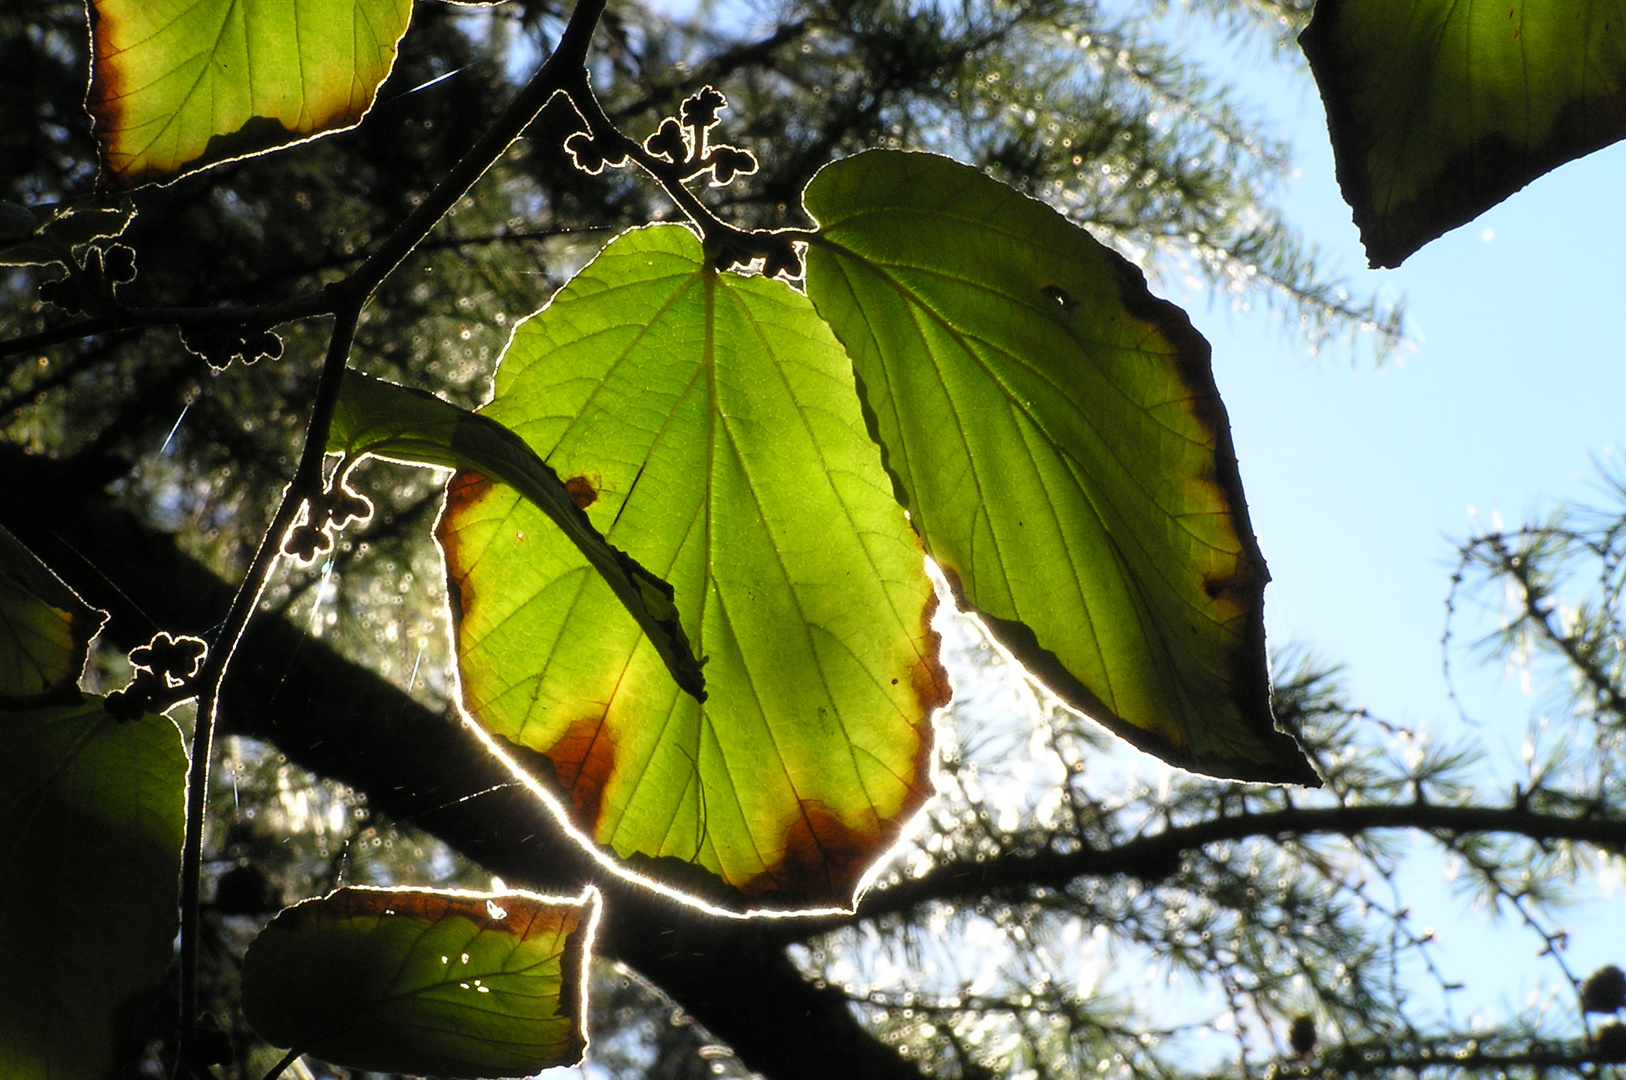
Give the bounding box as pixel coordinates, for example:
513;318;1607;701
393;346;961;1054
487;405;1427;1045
1042;284;1077;311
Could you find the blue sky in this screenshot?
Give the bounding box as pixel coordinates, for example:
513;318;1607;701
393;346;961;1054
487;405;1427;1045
531;0;1625;1052
1192;19;1626;1025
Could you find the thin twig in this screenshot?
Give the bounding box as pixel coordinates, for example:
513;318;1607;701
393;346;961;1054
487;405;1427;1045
563;75;811;272
340;0;610;303
174;305;357;1071
169;0;614;1064
1;0;608;356
826;800;1626;933
0;294;334;360
261;1048;303;1080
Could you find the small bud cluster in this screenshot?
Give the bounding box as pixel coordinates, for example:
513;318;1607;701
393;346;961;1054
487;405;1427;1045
180;322;284;370
564;129;630;175
564;86;760;192
642;118;688;165
283;477;373;563
36;243;136;315
710;228;802;280
642;87;760;190
104;631;208;721
565;88;796;279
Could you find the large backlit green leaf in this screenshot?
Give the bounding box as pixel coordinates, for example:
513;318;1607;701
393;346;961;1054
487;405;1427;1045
242;887;595;1077
0;700;185;1080
0;525;106;708
803;151;1316;786
1301;0;1626;268
329;371;706;700
440;225;948;909
86;0;414;187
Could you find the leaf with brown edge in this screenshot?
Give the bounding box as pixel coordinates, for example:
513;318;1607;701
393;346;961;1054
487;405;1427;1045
241;887;597;1078
803;151;1318;786
328;370;706;701
439;225;949;911
0;525;106;708
86;0;413;187
1301;0;1626;268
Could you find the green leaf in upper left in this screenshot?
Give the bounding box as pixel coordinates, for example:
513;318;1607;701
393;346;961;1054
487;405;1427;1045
86;0;414;187
0;525;106;708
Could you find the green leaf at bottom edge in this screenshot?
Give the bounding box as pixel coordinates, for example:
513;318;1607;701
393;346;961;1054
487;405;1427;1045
0;699;185;1080
242;887;597;1078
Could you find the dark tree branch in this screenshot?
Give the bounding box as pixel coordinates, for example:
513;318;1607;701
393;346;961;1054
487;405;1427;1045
0;296;331;360
2;315;121;361
176;304;358;1058
832;801;1626;932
